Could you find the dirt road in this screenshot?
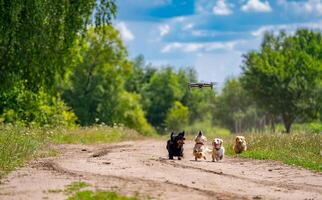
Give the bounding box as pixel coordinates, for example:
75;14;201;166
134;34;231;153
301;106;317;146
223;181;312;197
0;140;321;200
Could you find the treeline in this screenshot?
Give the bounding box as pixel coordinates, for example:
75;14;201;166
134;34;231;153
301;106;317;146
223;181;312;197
1;2;321;134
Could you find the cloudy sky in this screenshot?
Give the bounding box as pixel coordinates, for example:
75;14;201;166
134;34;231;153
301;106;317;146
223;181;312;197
113;0;322;86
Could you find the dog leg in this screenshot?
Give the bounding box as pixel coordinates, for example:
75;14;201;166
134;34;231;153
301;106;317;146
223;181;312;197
169;155;174;160
178;157;182;160
195;156;197;161
203;156;206;160
212;154;215;162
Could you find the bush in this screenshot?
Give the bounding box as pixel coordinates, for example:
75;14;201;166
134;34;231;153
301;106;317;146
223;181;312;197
165;101;189;132
0;82;77;127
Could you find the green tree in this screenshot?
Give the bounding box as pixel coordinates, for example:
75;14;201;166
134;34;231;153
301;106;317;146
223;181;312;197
213;78;263;133
142;67;184;127
62;26;129;124
0;0;116;93
125;55;157;94
241;29;322;133
165;101;189;132
62;26;154;135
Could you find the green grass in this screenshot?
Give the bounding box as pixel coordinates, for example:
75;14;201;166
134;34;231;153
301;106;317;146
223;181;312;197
51;125;145;144
0;125;48;178
65;181;90;194
0;125;149;178
67;191;138;200
47;181;137;200
223;132;322;171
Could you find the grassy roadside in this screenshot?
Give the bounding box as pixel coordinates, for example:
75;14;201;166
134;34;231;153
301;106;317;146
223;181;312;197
223;133;322;171
0;125;156;178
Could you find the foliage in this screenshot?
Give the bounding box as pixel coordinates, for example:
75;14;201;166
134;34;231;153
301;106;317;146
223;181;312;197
164;101;189;132
241;29;322;133
142;67;184;127
117;92;156;136
224;132;322;171
213;78;264;133
0;82;76;126
0;0;116;93
124;55;157;94
61;26;155;135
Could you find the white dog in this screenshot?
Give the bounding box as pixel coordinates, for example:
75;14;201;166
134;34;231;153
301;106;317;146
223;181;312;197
193;131;209;161
212;138;225;162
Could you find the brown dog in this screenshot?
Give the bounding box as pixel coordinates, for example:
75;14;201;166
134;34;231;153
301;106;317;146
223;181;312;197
233;136;247;154
193;131;209;161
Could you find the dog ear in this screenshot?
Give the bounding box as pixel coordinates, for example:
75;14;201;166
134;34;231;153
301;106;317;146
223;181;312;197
171;132;175;140
198;131;202;136
181;131;185;136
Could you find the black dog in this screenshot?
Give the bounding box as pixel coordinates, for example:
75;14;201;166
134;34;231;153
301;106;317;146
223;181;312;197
166;131;185;160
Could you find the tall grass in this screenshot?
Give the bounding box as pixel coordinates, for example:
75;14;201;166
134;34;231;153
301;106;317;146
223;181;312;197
224;132;322;171
0;126;49;177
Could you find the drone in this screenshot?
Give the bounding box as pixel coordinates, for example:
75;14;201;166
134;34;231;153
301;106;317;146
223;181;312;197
188;82;215;89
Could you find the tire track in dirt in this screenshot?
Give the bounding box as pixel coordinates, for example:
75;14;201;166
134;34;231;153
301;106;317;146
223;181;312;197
35;159;243;200
153;157;322;194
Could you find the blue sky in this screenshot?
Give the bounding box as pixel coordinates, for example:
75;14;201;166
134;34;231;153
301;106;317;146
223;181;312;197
113;0;322;87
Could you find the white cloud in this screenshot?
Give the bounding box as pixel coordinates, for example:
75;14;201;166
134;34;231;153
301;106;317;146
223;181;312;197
161;41;240;53
115;22;134;41
212;0;233;15
278;0;322;16
251;21;322;37
183;23;194;30
159;24;170;36
241;0;272;13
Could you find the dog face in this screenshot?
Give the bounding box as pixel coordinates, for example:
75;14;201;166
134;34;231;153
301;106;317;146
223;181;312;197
194;131;207;144
235;136;246;145
212;138;223;150
171;131;185;148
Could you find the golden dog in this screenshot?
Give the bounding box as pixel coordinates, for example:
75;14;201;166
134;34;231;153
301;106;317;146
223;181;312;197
233;136;247;154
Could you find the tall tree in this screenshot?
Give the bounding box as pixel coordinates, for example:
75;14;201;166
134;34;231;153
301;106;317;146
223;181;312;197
62;26;154;134
0;0;116;93
241;29;322;133
142;67;184;127
213;78;263;133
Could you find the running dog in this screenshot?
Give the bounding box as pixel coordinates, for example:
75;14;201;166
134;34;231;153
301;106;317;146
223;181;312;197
166;131;185;160
212;138;225;162
193;131;209;161
233;136;247;154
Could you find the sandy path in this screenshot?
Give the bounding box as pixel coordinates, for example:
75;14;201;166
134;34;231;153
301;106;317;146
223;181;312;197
0;140;321;200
